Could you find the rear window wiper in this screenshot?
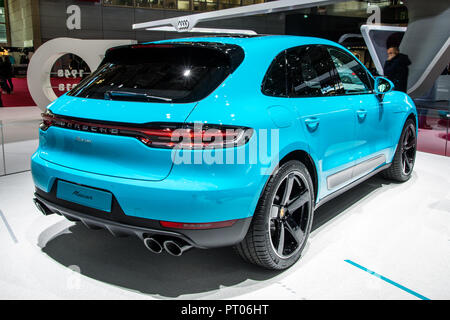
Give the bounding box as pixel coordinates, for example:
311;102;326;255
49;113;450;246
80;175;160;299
104;91;173;102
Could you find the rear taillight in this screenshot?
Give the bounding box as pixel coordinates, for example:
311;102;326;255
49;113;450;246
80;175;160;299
138;123;253;149
40;110;54;131
40;111;253;149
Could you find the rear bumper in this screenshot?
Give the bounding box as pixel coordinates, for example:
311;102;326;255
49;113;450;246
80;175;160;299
31;150;267;223
34;190;252;249
31;150;266;248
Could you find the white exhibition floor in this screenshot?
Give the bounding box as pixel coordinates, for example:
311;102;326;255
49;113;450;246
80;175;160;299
0;152;449;300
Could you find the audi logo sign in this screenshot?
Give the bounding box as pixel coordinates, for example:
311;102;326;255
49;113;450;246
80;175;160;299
176;19;190;31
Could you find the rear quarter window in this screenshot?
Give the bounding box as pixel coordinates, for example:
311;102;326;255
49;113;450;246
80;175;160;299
261;51;288;97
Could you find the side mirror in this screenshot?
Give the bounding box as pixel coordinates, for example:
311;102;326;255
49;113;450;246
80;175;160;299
374;76;394;95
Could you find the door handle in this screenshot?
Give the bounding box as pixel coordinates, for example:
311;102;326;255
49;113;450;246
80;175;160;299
356;109;367;121
304;117;320;131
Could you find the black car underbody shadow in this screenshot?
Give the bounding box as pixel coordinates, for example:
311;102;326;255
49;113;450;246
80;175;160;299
41;223;281;298
40;173;401;298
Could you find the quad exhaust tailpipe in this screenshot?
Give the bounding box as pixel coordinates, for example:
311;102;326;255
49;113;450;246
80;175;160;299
163;239;193;257
35;198;193;257
143;237;164;254
143;236;192;256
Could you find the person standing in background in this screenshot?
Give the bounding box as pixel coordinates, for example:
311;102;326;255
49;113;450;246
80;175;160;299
27;51;34;62
20;52;29;65
442;63;449;75
0;57;11;94
383;46;411;93
8;54;15;65
0;57;5;106
0;80;3;107
3;57;14;94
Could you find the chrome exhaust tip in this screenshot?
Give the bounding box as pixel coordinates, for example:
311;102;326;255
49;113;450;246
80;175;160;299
143;237;164;254
33;198;53;216
163;239;193;257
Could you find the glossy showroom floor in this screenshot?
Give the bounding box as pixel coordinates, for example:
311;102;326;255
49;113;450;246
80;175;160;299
0;151;449;300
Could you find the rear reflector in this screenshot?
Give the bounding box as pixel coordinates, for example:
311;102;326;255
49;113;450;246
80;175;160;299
160;220;237;230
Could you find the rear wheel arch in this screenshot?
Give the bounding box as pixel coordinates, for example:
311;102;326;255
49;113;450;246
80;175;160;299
383;117;417;182
279;150;318;203
253;149;319;219
406;112;417;128
391;112;417;154
397;112;417;145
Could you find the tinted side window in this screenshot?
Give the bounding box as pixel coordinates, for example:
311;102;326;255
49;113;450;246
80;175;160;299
262;51;288;97
327;47;373;94
286;45;342;97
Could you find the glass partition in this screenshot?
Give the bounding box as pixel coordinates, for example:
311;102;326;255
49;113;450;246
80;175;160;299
416;65;450;157
219;0;241;9
0;6;7;44
105;0;266;11
0;118;40;176
103;0;134;6
0;120;5;175
417;106;449;156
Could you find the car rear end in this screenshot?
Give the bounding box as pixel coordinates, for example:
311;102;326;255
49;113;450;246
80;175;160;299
31;41;264;252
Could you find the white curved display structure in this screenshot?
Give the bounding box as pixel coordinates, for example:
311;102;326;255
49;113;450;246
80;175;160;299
27;38;136;111
133;0;345;32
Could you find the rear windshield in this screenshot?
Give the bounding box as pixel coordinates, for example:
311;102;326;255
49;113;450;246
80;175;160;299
67;42;244;103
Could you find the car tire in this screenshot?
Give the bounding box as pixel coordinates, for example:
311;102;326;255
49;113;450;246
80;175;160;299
383;118;417;182
234;160;314;270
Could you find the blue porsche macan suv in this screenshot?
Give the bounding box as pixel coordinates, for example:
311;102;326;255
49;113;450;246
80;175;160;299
32;35;417;270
